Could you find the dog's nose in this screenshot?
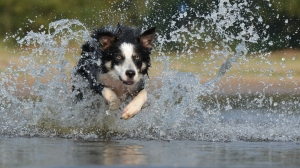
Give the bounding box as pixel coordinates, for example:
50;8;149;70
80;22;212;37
125;70;136;79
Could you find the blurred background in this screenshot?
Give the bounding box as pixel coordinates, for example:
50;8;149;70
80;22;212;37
0;0;299;51
0;0;300;93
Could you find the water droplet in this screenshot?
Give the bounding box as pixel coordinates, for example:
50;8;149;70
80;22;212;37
205;36;211;42
285;19;289;24
287;69;293;79
268;41;273;46
106;110;112;115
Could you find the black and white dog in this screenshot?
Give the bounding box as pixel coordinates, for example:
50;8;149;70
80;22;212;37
73;23;156;120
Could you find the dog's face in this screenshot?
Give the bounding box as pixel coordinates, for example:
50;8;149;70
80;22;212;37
95;25;156;85
113;43;142;85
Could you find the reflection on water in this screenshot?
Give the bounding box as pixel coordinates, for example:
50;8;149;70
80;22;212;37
0;137;300;168
0;138;147;167
72;140;146;165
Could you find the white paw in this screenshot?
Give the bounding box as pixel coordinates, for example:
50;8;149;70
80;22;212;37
121;89;147;120
102;88;121;111
121;100;143;120
108;98;121;111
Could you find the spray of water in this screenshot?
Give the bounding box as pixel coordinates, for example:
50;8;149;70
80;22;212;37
1;1;300;141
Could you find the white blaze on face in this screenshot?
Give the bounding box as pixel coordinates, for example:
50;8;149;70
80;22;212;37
114;43;139;82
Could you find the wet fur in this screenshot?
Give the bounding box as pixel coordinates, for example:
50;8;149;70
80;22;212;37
73;24;156;119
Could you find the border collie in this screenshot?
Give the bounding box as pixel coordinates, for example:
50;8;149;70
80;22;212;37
73;23;156;120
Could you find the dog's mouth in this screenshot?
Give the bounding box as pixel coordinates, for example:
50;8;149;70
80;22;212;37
123;80;134;85
119;76;134;85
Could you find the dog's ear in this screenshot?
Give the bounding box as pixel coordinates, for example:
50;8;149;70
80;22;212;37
139;27;156;49
98;33;117;51
97;24;122;51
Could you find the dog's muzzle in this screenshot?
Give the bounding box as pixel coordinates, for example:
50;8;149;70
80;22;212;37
117;70;136;85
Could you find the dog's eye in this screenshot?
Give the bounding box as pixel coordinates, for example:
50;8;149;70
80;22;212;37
134;56;140;60
116;56;122;60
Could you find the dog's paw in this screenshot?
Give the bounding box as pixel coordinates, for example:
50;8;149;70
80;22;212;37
108;98;121;111
121;89;147;120
121;101;143;120
102;88;121;111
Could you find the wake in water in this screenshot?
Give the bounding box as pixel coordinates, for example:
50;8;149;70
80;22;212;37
1;1;300;141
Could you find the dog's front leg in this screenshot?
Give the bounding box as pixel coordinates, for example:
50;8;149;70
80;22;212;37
102;87;121;111
121;89;147;120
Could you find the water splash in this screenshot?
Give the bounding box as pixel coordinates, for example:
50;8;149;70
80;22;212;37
1;2;300;141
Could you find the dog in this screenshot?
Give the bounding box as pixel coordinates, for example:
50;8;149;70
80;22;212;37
72;23;156;120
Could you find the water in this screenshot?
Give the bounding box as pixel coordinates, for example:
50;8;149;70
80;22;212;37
1;0;300;167
1;137;300;168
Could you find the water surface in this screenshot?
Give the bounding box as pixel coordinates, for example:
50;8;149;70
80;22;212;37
1;137;300;168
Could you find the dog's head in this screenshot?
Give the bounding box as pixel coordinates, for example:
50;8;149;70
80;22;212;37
93;24;156;85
